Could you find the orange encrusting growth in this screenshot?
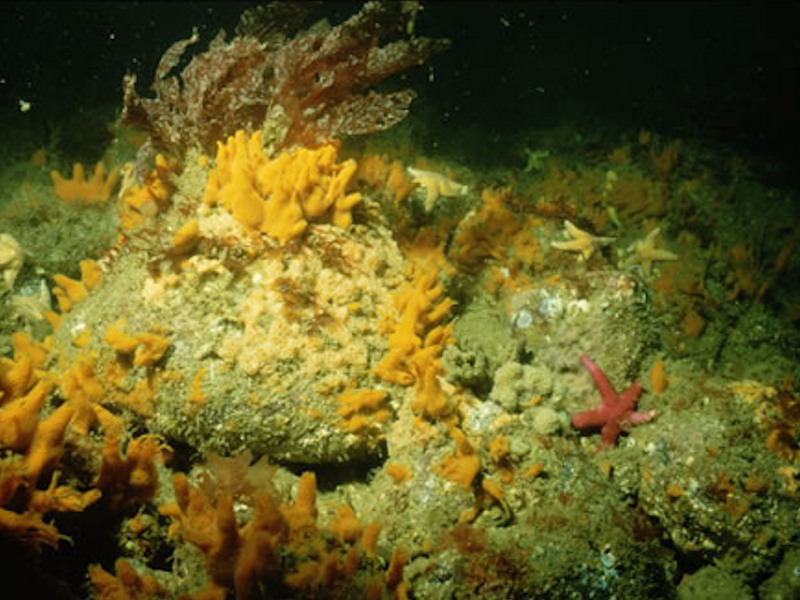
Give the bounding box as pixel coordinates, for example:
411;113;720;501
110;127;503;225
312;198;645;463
385;462;412;484
187;367;208;406
355;154;416;203
488;435;515;483
451;187;545;281
29;147;47;168
683;308;707;338
203;130;362;245
650;359;670;394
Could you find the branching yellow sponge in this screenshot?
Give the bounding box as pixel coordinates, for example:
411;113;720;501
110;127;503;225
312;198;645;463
203;130;361;245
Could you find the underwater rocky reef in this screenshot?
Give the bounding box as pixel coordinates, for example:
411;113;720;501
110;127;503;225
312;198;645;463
1;2;799;599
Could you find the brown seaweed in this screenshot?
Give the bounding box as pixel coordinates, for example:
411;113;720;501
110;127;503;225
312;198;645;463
122;1;450;156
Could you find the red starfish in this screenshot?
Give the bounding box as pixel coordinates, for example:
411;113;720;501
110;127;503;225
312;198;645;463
572;353;656;447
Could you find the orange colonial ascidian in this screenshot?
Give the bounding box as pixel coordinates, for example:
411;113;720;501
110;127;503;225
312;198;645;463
104;320;170;367
119;154;178;230
0;361;103;553
434;427;481;491
80;259;103;291
52;274;87;313
385;462;412;484
132;333;171;367
0;380;54;453
373;268;455;419
158;470;333;599
0;334;54;457
95;432;171;513
337;389;390;433
203;130;362;245
0;350;34;403
50;161;120;203
89;558;167;600
355;154;415;203
3;333;49;395
105;319;141;354
374;269;454;386
172;217;201;252
50;259;103;314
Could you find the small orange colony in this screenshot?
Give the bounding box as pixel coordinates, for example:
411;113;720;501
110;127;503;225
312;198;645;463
51;161;120;203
